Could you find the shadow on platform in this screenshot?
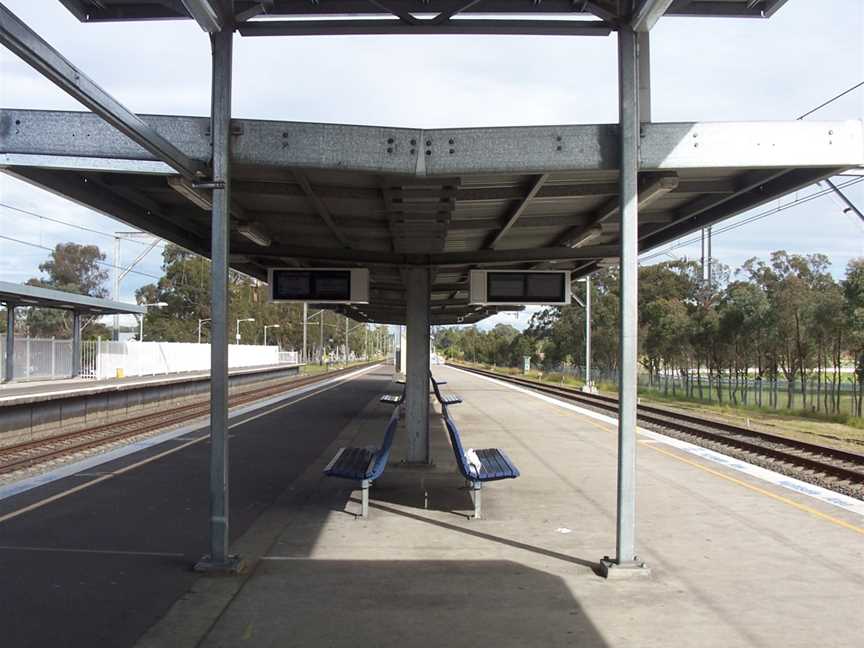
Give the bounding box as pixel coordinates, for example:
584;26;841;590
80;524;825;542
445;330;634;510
200;559;609;648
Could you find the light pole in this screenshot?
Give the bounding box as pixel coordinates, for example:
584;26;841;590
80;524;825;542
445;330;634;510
263;324;280;347
235;318;255;344
302;303;307;362
198;318;211;344
580;276;597;394
138;302;167;341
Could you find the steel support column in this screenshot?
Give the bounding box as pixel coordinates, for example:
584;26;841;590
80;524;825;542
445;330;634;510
600;25;649;578
3;304;14;383
405;268;431;463
196;19;242;574
71;311;81;378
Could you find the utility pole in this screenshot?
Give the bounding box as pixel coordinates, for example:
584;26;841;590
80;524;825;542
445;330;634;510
707;225;713;288
319;312;324;364
345;315;349;363
302;303;308;362
583;275;596;394
113;236;120;341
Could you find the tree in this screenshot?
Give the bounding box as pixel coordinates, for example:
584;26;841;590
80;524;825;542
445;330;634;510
844;258;864;416
24;243;110;338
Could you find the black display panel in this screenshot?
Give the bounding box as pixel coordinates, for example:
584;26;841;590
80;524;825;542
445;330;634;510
272;270;352;301
487;272;566;303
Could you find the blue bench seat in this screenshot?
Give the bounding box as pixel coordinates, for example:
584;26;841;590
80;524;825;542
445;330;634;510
431;372;462;406
323;407;399;518
443;410;519;519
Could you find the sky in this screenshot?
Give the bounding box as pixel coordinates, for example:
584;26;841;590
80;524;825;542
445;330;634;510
0;0;862;333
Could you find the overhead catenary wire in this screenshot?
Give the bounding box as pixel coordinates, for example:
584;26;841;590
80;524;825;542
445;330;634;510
0;201;169;250
0;233;213;297
641;176;864;262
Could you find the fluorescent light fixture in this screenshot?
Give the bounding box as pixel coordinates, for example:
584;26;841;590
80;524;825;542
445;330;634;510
167;176;212;210
238;224;272;247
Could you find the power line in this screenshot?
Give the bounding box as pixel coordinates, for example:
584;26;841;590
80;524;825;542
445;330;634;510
642;177;864;262
0;201;168;250
0;233;213;297
796;80;864;120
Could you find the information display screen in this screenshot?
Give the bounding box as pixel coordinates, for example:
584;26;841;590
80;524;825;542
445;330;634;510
271;270;352;301
486;271;566;303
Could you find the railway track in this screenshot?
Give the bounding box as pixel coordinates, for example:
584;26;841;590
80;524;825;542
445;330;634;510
0;363;376;477
451;363;864;499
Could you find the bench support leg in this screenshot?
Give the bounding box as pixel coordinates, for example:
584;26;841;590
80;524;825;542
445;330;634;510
361;480;370;518
470;482;482;520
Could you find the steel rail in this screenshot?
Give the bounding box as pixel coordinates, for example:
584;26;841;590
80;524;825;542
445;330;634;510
0;363;376;475
451;364;864;489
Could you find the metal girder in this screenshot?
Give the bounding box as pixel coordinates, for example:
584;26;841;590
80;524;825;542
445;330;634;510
486;174;548;249
237;18;613;37
4;110;861;176
3;166;207;255
639;167;846;251
229;243;618;266
0;7;207;180
631;0;674;31
293;172;351;248
180;0;226;32
551;172;678;247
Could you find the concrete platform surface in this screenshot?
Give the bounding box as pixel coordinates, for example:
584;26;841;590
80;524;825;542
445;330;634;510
138;365;864;648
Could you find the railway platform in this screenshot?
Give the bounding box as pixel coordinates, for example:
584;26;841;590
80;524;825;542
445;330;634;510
0;362;304;449
1;364;862;648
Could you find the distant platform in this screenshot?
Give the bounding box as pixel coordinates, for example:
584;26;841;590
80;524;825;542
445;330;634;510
0;362;303;407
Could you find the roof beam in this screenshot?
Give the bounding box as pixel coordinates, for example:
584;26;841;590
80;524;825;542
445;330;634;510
238;19;613;37
486;174;548;249
552;172;679;247
581;1;619;22
0;6;207;180
180;0;227;33
293;172;351;248
229;243;618;266
4;110;861;176
631;0;674;31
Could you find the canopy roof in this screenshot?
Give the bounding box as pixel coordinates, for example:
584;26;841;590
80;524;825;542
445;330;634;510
2;109;860;324
59;1;790;28
0;280;147;316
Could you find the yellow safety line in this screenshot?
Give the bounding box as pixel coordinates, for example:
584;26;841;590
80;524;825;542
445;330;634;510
646;444;864;536
555;401;864;536
0;377;355;525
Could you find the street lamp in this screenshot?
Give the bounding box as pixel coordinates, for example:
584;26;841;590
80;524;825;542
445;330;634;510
138;302;168;341
235;318;255;344
263;324;280;346
198;318;211;344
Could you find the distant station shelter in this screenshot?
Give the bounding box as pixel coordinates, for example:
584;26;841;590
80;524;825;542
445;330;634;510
1;1;862;575
0;280;146;382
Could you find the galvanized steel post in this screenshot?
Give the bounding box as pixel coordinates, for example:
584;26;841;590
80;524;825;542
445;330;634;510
3;304;14;383
71;311;81;378
585;276;591;389
601;24;648;577
197;18;241;573
405;267;431;463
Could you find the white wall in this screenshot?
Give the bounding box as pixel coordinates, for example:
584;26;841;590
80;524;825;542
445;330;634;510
93;341;282;379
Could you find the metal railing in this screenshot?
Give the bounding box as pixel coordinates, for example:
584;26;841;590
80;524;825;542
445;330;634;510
1;337;73;381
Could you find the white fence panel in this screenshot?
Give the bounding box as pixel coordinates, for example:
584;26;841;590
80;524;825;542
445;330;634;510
92;341;283;379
